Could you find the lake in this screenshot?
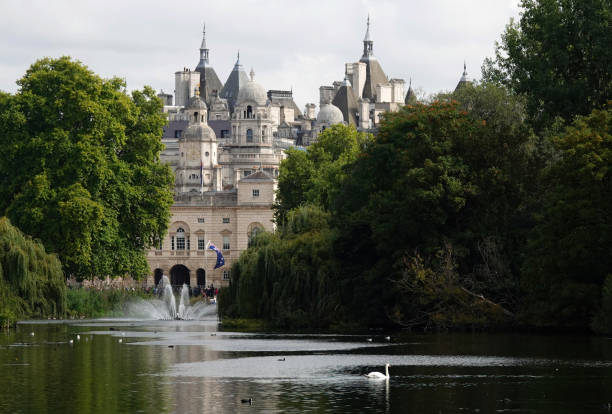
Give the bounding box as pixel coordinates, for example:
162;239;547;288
1;309;611;413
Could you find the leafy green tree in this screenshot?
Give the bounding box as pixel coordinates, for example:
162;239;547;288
273;124;370;224
483;0;612;131
219;205;342;330
0;217;66;325
0;57;174;279
522;105;612;329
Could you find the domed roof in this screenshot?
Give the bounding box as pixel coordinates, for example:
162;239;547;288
187;95;208;110
183;124;216;141
316;103;344;125
236;69;267;106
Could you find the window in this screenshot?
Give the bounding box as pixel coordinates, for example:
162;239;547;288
205;151;209;157
223;270;230;281
197;218;205;223
198;237;206;250
252;189;259;197
223;218;230;224
171;236;175;250
221;130;229;138
247;105;253;119
223;236;230;250
176;228;185;250
216;114;221;120
174;130;182;138
244;170;251;177
246;129;253;143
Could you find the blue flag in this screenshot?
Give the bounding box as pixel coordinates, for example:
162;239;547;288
208;241;225;269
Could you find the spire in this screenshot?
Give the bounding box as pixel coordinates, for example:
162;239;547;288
200;23;207;50
460;61;469;82
198;22;209;66
361;14;374;60
233;50;243;71
364;14;371;42
455;61;472;92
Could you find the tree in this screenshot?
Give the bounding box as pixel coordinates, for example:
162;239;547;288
482;0;612;131
522;105;612;329
0;57;174;279
273;124;370;224
0;217;66;325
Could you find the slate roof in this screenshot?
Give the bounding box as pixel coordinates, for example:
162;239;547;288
405;83;417;105
196;66;224;105
359;58;388;102
220;58;249;113
332;85;358;126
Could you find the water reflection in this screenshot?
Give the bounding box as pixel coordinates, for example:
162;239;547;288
1;318;612;413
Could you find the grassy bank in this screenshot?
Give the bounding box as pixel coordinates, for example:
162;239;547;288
66;288;155;319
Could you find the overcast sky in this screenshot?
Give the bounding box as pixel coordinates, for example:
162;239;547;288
1;0;521;110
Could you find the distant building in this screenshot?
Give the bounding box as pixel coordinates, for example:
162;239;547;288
147;19;466;288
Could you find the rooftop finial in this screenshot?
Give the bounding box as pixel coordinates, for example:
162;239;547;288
249;67;255;81
463;61;467;76
364;14;372;42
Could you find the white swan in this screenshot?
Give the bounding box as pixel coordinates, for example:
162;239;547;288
366;363;390;379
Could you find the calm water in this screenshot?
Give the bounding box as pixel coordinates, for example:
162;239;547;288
1;312;611;413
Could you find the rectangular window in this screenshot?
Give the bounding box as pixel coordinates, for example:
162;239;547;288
176;237;184;250
171;236;175;250
198;237;206;250
243;170;251;177
187;237;190;250
197;218;205;223
222;218;230;224
223;270;230;281
174;130;182;138
252;189;259;197
223;236;230;250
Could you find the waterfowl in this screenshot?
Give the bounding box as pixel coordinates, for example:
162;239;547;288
366;363;390;379
277;357;285;361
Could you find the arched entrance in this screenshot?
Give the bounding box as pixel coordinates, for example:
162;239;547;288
170;264;190;287
196;269;206;287
154;268;163;285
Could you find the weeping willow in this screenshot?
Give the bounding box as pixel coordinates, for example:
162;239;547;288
0;217;66;324
219;205;342;330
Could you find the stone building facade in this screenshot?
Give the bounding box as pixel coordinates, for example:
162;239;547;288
147;19;469;288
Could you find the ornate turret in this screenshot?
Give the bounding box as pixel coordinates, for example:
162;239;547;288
361;14;374;61
357;15;388;101
405;78;416;104
195;23;224;106
454;61;472;92
220;50;250;113
198;23;209;66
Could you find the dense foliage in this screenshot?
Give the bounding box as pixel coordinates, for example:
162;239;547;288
522;106;612;331
0;217;66;327
0;57;174;279
482;0;612;131
219;205;342;330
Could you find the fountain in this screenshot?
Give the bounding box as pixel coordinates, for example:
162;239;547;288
125;275;214;320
